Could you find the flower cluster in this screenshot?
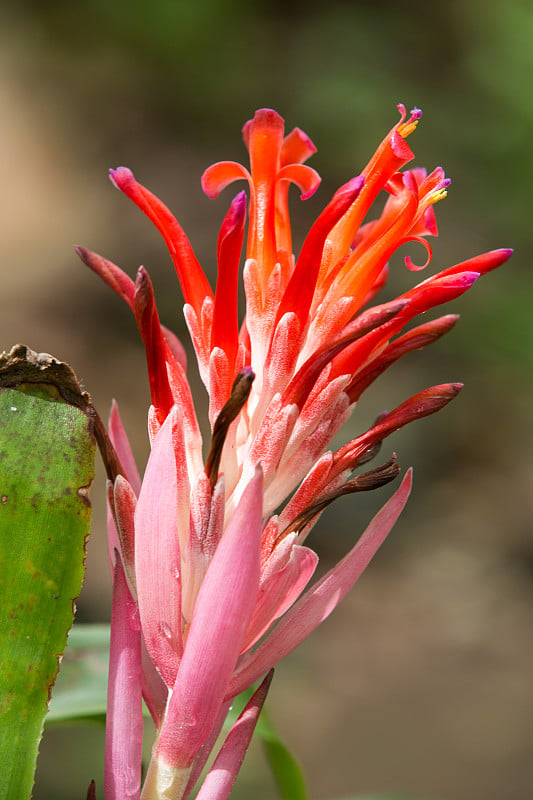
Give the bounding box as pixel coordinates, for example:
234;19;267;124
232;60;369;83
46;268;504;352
78;106;510;800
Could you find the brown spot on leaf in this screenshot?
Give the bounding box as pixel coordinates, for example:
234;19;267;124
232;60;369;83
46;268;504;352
77;483;92;507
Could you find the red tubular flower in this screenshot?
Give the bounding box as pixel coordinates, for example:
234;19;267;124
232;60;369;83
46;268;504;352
79;105;511;800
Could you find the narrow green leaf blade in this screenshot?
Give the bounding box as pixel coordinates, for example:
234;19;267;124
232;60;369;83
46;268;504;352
0;346;95;800
257;707;309;800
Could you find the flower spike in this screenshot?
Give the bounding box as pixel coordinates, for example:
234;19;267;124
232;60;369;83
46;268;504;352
84;105;511;800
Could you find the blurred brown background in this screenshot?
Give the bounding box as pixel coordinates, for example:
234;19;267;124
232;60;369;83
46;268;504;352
0;1;531;798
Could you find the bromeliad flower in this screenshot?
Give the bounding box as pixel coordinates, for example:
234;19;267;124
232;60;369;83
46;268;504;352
78;105;511;800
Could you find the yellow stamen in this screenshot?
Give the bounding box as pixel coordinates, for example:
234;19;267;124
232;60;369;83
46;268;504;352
398;118;420;138
428;188;448;205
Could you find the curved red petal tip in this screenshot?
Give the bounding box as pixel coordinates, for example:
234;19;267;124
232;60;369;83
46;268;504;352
397;103;407;122
299;170;322;200
417;381;464;406
424;270;480;292
109;166;134;190
495;247;514;264
377;382;464;432
201;161;250;199
277;163;322;200
346;174;366;193
451;270;480;289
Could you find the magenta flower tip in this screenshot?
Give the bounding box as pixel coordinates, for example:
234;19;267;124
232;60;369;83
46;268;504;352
109;166;135;190
231;189;247;216
344;174;366;195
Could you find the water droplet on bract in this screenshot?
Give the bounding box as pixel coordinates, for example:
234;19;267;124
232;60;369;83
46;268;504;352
128;607;141;632
158;621;173;642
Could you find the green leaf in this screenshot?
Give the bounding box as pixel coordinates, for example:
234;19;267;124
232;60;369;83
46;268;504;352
257;706;309;800
0;346;95;800
47;623;110;725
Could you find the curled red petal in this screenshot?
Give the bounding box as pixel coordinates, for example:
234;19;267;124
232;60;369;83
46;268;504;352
201;161;250;199
277;163;321;200
403;236;433;271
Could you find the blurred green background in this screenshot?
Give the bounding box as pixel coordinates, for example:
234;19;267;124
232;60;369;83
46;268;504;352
0;1;531;798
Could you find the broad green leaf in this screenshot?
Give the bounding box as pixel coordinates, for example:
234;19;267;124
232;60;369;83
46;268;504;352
47;623;110;725
0;345;95;800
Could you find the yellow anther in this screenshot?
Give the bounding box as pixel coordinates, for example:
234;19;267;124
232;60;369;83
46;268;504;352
398;118;420;139
429;188;448;205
